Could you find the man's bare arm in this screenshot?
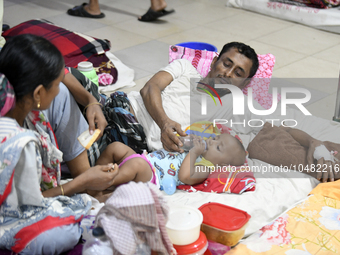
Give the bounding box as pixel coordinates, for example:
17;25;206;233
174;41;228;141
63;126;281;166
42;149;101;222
62;72;107;138
281;126;339;182
140;71;186;151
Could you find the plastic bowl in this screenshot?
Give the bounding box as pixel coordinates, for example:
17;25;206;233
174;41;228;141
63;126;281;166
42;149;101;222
198;202;251;247
176;42;218;52
173;231;208;255
166;206;203;245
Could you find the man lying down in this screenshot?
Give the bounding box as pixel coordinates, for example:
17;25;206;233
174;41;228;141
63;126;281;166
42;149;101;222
127;41;340;183
125;41;340;237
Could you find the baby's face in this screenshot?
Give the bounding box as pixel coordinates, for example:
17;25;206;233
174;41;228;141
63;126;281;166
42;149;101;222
202;133;242;166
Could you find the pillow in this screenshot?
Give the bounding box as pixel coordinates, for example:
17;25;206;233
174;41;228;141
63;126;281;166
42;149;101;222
169;45;278;109
3;19;111;68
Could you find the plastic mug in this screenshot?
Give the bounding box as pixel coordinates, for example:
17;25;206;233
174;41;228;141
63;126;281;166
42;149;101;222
78;61;99;87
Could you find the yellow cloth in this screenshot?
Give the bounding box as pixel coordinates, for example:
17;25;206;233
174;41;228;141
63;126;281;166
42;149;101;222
228;181;340;255
310;180;340;201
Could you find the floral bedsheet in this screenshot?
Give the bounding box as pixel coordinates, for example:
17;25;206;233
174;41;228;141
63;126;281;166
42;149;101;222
228;181;340;255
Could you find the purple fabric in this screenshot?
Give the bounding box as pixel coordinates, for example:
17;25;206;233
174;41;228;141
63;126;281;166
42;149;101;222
62;244;83;255
0;244;83;255
0;249;12;255
119;153;157;185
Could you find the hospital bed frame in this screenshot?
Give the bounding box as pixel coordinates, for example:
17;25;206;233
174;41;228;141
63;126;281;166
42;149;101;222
334;73;340;122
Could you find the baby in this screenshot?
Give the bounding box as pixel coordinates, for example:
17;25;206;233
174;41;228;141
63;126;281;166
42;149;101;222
95;133;246;191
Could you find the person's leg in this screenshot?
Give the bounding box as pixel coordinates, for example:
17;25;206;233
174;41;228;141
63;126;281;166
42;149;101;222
96;142;153;184
84;0;102;16
138;0;174;22
150;0;167;11
96;141;135;166
67;0;105;18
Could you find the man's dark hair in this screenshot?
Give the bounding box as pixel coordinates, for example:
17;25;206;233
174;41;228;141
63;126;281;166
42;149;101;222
218;42;259;78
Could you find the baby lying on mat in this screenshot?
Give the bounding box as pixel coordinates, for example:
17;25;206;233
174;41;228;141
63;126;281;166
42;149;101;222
95;133;246;193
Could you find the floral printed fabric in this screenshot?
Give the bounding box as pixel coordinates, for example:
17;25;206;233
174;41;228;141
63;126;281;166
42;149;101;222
228;185;340;254
169;45;277;109
270;0;340;8
24;110;61;191
0;113;91;252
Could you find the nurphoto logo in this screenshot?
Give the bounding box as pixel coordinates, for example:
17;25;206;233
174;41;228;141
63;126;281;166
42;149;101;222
200;84;312;128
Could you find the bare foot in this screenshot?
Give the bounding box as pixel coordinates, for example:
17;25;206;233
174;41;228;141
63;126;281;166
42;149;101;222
151;0;167;12
84;4;102;16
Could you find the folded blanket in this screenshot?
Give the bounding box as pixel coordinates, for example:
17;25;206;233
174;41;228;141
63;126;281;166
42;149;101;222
247;122;308;169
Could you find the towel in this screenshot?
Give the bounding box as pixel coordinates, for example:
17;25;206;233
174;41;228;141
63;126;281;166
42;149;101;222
247;122;308;168
95;182;174;255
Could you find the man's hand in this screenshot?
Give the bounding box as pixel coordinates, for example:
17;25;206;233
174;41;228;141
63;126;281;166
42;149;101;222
160;119;186;152
306;139;339;182
86;103;108;140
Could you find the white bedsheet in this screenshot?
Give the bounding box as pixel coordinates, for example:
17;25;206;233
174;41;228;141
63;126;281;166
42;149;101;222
163;106;340;237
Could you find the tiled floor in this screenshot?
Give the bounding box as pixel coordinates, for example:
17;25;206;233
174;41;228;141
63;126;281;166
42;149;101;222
4;0;340;120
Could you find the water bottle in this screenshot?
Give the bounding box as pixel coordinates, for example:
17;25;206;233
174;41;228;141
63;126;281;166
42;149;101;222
179;135;207;152
78;61;99;86
82;227;113;255
134;243;151;255
162;175;177;195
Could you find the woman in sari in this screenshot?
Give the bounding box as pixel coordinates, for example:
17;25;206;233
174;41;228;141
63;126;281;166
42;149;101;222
0;34;118;254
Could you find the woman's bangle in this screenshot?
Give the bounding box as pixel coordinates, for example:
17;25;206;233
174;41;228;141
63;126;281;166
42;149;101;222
83;102;102;115
60;185;64;196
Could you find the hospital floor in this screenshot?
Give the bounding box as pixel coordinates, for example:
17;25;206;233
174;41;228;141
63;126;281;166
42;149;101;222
4;0;340;120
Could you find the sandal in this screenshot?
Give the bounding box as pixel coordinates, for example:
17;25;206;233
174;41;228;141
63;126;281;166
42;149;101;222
138;8;175;22
67;3;105;19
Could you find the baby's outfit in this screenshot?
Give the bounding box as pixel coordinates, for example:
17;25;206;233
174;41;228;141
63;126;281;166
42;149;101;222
118;149;213;190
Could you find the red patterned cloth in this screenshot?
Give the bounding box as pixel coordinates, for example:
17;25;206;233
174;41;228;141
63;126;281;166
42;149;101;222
177;167;256;194
3;19;111;68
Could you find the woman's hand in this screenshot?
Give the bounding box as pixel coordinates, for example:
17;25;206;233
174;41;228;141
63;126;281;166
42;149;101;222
83;163;119;191
86;103;108;140
160;119;186;152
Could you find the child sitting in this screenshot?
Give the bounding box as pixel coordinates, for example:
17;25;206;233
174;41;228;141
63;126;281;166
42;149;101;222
95;133;247;191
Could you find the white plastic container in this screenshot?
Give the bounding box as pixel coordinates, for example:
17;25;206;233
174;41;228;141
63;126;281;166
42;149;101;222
166;206;203;245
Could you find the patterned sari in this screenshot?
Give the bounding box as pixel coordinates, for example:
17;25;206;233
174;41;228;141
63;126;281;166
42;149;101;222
0;111;91;253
